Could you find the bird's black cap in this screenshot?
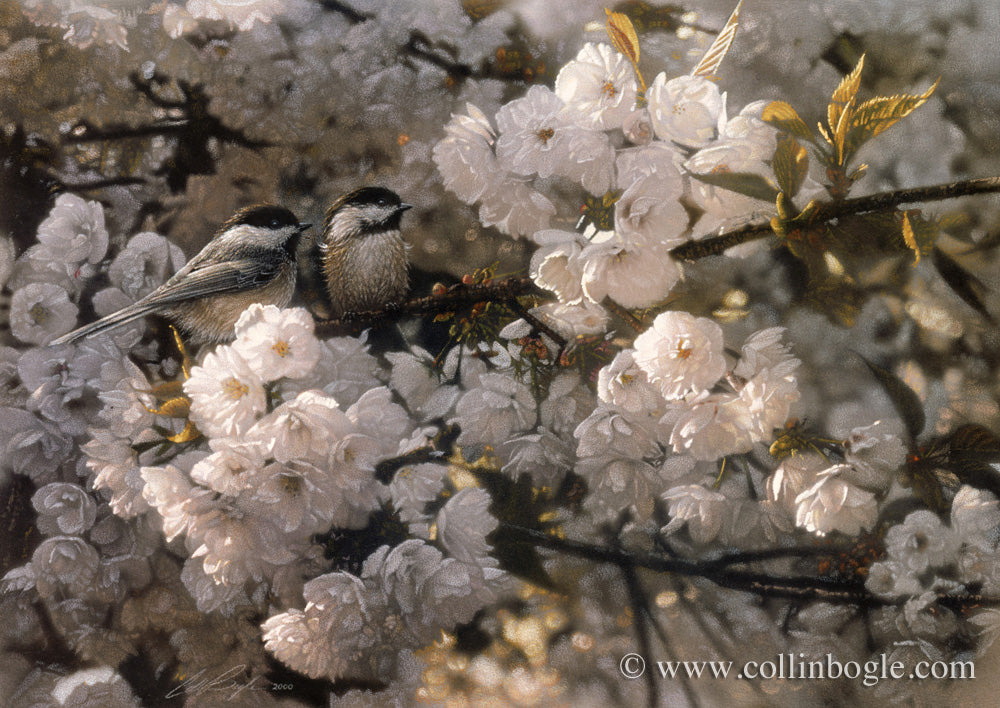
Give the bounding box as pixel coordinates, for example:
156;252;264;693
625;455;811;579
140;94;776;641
223;204;303;231
326;186;404;215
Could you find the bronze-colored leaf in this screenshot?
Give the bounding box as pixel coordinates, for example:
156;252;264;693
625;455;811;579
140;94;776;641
605;8;640;65
687;169;779;203
843;79;939;164
147;380;186;401
150;396;191;419
692;0;742;78
859;355;925;440
945;459;1000;499
901;211;920;265
761;100;815;142
801;277;864;327
946;424;1000;462
166;420;202;444
828;54;865;140
771;134;809;198
931;247;996;323
907;463;948;513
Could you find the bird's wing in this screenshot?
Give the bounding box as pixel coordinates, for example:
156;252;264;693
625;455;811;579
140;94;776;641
140;256;284;307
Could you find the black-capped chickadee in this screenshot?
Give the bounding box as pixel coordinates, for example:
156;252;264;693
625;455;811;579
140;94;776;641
307;186;411;318
51;204;311;346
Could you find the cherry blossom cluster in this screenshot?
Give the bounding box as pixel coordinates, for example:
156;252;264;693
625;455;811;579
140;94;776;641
433;39;795;339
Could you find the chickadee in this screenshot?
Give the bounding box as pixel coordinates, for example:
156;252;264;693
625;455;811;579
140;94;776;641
309;186;411;318
51;204;311;346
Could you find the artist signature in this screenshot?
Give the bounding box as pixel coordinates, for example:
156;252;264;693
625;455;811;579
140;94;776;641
165;665;293;700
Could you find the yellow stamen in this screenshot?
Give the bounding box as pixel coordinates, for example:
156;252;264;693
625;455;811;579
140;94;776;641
272;340;291;358
222;377;250;400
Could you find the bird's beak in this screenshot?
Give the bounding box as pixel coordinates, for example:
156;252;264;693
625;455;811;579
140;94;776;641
398;203;413;212
297;222;313;232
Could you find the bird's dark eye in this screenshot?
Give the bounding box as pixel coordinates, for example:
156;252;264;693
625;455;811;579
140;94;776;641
376;198;388;207
270;218;282;228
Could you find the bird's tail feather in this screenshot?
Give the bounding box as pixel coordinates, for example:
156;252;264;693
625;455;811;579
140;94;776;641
49;301;160;346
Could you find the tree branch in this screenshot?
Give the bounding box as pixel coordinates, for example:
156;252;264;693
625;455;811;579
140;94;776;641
314;276;540;330
499;522;1000;610
671;176;1000;261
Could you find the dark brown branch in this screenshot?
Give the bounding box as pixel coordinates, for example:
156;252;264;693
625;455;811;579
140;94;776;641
315;276;539;330
507;298;568;349
499;522;1000;610
670;176;1000;261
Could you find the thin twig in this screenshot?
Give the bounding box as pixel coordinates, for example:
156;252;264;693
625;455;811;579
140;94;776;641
507;298;568;349
671;176;1000;261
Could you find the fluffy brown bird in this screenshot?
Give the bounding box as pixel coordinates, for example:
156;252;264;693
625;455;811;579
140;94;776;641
313;186;411;318
51;204;311;346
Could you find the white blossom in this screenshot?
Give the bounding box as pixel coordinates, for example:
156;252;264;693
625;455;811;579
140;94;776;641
529;300;609;339
32;536;101;599
661;484;727;544
184;345;267;439
794;468;878;537
529;229;586;303
435;487;497;565
32;483;97;536
843;420;907;492
632;311;727;400
453;372;536;447
231;304;321;381
885;510;962;573
596;349;665;415
663;391;754;461
495;85;615;195
10;282;78;345
580;235;681;309
185;0;285;30
647;73;726;149
50;666;140;708
555;43;638;131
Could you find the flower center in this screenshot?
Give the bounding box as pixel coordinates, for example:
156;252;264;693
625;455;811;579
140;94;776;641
674;340;694;360
29;303;49;324
602;80;617;98
222;377;250;400
279;475;302;495
272;340;291;358
536;127;555;144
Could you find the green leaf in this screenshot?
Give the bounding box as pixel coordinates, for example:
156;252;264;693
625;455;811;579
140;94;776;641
932;247;996;323
859;355;925;440
687;170;779;203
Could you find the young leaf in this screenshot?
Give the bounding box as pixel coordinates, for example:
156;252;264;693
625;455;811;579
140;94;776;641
692;0;742;78
901;211;920;265
606;9;641;66
828;54;865;142
827;54;865;164
931;247;996;323
166;420;201;444
762;101;815;143
946;424;1000;462
688;169;779;202
771;134;809;198
842;79;939;163
859;355;926;440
